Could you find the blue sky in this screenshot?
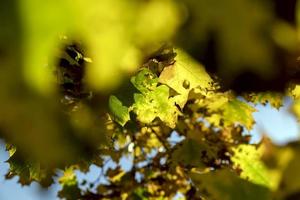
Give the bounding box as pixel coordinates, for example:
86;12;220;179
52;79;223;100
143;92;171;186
0;98;299;200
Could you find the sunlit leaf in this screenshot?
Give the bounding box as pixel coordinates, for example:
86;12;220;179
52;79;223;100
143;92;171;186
109;95;130;126
244;92;283;109
133;85;180;128
58;167;81;200
107;167;126;183
231;144;278;189
159;49;213;108
5;152;54;187
131;68;159;94
222;99;256;130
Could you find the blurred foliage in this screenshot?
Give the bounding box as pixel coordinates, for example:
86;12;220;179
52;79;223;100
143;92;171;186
1;0;300;200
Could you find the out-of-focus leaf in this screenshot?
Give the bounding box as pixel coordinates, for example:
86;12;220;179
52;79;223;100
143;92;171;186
107;166;126;183
19;0;75;94
222;99;256;130
197;95;256;130
289;84;300;99
79;0;181;91
231;144;279;189
172;139;205;167
131;187;148;200
291;100;300;121
271;21;298;51
5;152;54;187
190;170;271;200
58;167;81;200
244;92;283;109
109;96;130;126
272;142;300;199
159;49;213;108
177;0;277;87
3;0;181;94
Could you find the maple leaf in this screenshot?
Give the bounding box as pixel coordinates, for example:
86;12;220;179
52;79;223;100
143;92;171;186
222;99;256;130
159;49;213;108
231;144;278;189
133;85;180;128
244;92;283;109
5;151;54;187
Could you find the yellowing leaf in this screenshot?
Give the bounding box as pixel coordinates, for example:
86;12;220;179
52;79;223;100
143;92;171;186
289;84;300;99
6;153;54;187
223;99;256;130
231;145;278;189
245;92;283;109
291;100;300;121
107;167;126;183
197;94;256;130
58;167;81;200
59;167;77;186
159;49;212;108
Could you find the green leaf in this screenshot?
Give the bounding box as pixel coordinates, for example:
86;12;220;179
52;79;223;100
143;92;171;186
131;68;159;94
172;139;206;167
19;0;75;94
133;85;180;128
197;95;256;130
159;49;213;108
245;92;283;109
80;0;180;91
5;152;54;187
222;99;256;130
231;144;277;189
190;170;271;200
109;95;130;126
8;0;181;93
131;187;149;200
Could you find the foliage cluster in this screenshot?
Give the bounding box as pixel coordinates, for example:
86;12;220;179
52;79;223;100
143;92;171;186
1;0;300;200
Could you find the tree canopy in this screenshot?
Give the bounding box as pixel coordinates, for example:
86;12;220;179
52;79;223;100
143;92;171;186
1;0;300;199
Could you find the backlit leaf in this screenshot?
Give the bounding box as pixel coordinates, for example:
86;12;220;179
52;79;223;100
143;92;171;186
231;144;278;189
244;92;283;109
109;95;130;126
58;167;81;200
133;85;180;128
222;99;256;130
159;49;213;108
